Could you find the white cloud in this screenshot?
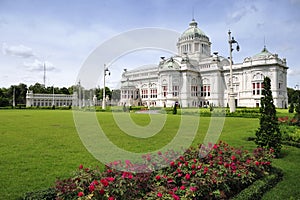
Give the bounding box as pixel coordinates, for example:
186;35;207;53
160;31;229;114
226;4;258;24
2;43;34;58
23;59;56;72
288;68;300;76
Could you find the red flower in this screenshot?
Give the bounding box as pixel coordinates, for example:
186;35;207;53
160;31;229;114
100;178;109;187
78;191;84;197
108;197;115;200
170;161;175;167
79;164;83;169
99;189;105;195
122;172;133;179
156;175;161;180
89;184;95;192
255;161;260;166
180;185;185;190
157;192;163;197
185;173;190;180
190;186;197;191
93;180;99;185
231;155;236;161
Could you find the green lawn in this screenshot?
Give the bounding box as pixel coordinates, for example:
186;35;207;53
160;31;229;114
0;109;299;199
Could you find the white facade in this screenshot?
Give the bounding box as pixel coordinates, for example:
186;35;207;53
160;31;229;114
120;19;288;108
26;90;75;107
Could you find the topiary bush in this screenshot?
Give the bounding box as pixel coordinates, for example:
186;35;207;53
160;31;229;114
255;77;282;157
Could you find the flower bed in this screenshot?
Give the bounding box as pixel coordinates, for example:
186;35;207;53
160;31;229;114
51;142;275;199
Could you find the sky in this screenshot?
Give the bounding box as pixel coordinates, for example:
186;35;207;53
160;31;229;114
1;0;300;89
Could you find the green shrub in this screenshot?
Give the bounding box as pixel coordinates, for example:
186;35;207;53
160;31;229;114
255;77;282;156
19;187;56;200
232;167;283;200
289;103;294;113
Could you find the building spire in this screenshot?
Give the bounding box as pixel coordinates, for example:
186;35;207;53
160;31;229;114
192;7;195;21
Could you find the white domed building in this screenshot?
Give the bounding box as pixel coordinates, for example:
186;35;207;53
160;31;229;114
120;19;288;108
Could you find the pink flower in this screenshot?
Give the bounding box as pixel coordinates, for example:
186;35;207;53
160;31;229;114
172;194;180;200
107;177;115;182
79;164;83;169
190;186;197;191
157;192;163;197
180;185;185;190
122;172;133;179
167;178;174;183
108;197;115;200
78;191;84;197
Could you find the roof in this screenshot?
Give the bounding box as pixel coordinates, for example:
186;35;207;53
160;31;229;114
180;19;207;39
252;46;273;59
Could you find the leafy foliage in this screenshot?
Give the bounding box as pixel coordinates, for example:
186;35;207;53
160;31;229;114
54;142;275;200
255;77;282;156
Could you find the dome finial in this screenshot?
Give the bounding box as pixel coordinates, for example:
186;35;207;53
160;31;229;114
192;7;195;21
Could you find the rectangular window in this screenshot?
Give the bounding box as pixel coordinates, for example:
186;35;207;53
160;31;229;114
191;86;197;97
207;85;210;97
150;89;157;98
162;86;167;97
141;89;148;99
172;86;179;97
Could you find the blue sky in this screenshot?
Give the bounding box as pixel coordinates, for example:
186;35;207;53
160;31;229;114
1;0;300;89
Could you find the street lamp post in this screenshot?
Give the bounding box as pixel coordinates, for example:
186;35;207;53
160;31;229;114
102;64;111;110
228;30;240;113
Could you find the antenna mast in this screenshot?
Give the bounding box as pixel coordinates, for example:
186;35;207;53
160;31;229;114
43;62;46;87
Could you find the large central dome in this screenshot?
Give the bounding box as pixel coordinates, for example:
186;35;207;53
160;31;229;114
180;19;207;39
177;19;211;60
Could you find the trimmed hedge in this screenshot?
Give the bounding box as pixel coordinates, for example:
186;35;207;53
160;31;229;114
232;167;283;200
18;187;56;200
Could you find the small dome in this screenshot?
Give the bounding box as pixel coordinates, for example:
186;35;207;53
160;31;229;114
252;46;273;59
180;19;207;39
159;57;181;70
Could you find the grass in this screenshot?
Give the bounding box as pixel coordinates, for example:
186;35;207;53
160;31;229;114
0;109;299;199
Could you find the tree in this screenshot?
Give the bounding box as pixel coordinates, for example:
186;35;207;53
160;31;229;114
294;91;300;125
29;83;46;93
255;77;282;156
98;87;111;100
289;103;294;113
